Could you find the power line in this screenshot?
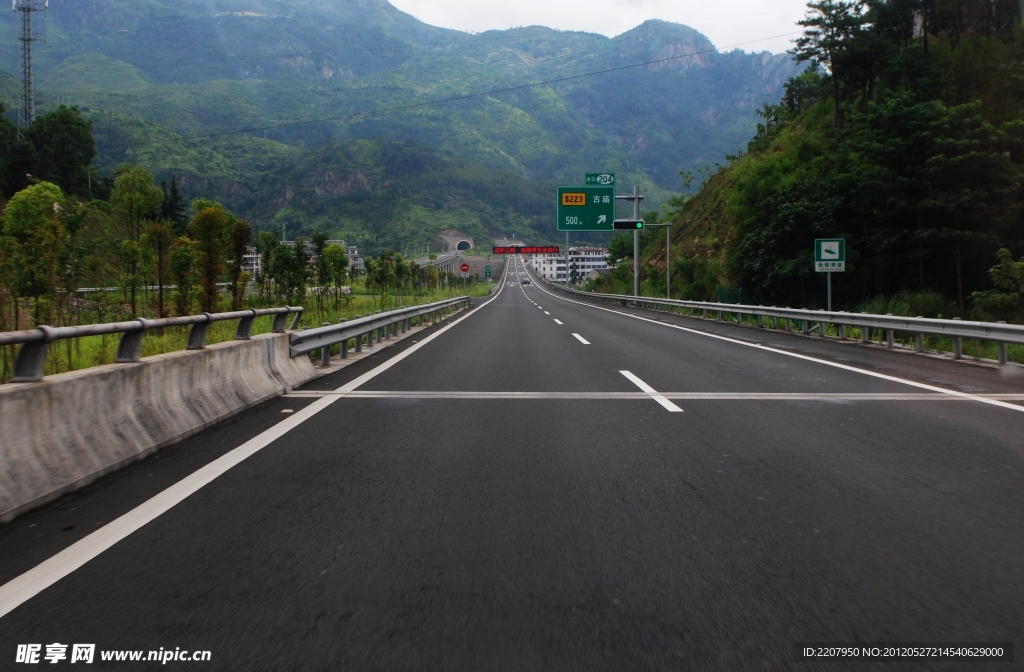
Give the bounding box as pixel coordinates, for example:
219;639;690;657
100;31;800;152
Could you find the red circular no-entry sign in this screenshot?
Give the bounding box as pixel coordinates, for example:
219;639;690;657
460;263;470;273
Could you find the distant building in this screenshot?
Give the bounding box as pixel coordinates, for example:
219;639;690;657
530;247;608;284
243;239;363;276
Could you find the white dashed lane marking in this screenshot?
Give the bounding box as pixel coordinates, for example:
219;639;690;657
572;333;591;345
554;319;563;325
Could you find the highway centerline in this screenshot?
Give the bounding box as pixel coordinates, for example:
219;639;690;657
572;333;591;345
620;371;685;413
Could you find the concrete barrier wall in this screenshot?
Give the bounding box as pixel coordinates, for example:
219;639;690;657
0;333;316;523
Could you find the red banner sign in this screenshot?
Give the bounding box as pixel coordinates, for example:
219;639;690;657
492;246;560;255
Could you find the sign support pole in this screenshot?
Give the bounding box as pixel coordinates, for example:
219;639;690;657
633;185;640;298
566;231;569;288
665;223;672;299
827;271;832;312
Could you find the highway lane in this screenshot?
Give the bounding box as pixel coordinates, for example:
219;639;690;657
1;257;1023;670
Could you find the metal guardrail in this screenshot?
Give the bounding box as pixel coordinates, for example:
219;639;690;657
0;307;304;383
547;284;1024;366
289;296;471;363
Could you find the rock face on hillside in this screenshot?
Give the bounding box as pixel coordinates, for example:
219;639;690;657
0;1;800;253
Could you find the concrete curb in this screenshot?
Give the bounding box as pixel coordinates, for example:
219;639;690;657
0;333;316;524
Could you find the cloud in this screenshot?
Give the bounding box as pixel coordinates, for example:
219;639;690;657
388;0;808;53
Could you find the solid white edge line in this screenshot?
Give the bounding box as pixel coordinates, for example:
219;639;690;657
0;265;511;621
572;333;591;345
620;370;685;413
527;270;1024;415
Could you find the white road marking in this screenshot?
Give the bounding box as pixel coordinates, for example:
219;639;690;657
620;371;685;413
528;275;1024;416
0;265;511;622
284;390;1024;401
544;311;550;315
572;333;591;345
554;319;563;325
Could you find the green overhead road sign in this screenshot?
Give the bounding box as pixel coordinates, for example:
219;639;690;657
585;173;615;186
557;186;615;232
814;238;846;272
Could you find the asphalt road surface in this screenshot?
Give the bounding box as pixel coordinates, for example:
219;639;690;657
1;257;1023;670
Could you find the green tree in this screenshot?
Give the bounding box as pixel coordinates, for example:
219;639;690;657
791;0;868;124
289;237;310;305
170;237;197;316
160;177;188;237
111;165;162;314
606;234;634;265
0;103;34;200
188;207;231;313
324;243;350;308
227;220;253;310
5;182;66;325
255;231;280;303
24;106;96;197
310;231;330;320
970;248;1024;320
144;221;175;317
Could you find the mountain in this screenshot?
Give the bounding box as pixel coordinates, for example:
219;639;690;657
0;1;799;252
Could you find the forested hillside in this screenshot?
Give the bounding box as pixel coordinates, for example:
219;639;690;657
0;0;797;251
620;0;1024;323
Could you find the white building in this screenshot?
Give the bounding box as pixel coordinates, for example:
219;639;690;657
242;239;363;276
530;247;608;285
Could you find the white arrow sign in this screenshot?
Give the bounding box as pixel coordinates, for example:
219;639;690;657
597;215;607;225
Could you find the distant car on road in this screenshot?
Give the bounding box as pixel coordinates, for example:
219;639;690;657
522;278;530;285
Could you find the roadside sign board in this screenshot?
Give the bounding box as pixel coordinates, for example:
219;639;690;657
484;266;491;278
460;263;470;273
493;246;559;254
814;238;846;272
460;272;469;278
585;173;615;187
557;186;615;232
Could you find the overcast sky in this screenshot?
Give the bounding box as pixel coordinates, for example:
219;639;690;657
388;0;810;54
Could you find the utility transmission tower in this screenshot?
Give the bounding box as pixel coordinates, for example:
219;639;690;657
13;0;47;129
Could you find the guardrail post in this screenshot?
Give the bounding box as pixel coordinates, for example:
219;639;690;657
339;319;349;359
236;309;257;340
838;324;846;340
10;326;57;383
320;323;332;366
758;315;764;328
861;326;869;344
116;319;148;363
187;313;212;350
353;316;363;352
998;322;1008;365
802;320;809;335
952;317;962;359
886;330;895;348
271;309;290;333
289;310;302;331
